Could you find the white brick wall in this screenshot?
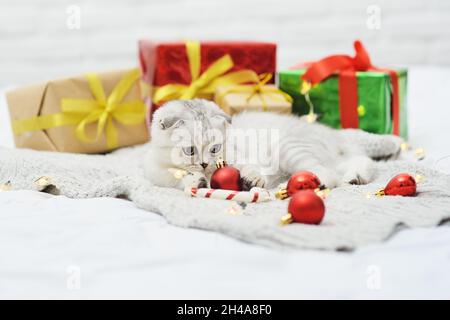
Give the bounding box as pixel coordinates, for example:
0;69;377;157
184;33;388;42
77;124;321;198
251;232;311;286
1;0;449;86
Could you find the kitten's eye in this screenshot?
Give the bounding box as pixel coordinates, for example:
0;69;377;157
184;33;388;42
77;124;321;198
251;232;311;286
182;146;197;156
209;144;222;154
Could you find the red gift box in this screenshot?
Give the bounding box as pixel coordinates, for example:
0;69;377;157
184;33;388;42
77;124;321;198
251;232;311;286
138;40;277;113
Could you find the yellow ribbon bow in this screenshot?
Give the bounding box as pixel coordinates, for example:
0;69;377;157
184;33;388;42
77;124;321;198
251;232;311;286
216;73;293;111
152;41;260;104
12;69;146;150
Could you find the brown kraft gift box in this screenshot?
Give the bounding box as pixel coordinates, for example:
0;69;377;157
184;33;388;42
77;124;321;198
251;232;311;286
6;69;149;153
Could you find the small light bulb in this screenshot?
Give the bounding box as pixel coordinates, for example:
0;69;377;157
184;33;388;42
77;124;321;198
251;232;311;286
415;148;426;160
400;142;409;151
227;204;242;216
35;176;52;187
357;105;366;117
0;181;12;191
415;174;424;183
306;113;317;123
168;168;188;180
301;81;312;94
174;170;185;180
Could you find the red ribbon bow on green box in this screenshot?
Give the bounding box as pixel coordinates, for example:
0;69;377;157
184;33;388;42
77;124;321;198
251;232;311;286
297;40;400;135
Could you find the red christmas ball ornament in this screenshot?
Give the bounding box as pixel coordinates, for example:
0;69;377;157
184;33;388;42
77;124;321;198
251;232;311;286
377;173;417;197
281;190;325;225
275;171;321;199
210;160;242;191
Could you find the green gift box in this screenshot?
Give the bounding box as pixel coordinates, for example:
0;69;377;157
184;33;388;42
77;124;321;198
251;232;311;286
278;41;408;139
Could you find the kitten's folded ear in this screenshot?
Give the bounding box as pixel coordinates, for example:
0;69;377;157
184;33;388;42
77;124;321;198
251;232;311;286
221;114;232;124
213;113;231;124
158;116;184;130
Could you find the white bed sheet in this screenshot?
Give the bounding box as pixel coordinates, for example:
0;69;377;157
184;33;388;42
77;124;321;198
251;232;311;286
1;67;450;299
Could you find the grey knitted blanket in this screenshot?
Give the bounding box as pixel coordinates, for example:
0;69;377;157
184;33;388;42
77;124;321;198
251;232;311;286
1;145;449;250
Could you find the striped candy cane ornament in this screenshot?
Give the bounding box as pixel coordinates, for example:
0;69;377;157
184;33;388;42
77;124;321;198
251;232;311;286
185;187;271;203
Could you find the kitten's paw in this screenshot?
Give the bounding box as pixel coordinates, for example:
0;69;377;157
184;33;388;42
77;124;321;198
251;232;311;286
181;171;208;189
340;157;374;186
341;171;369;185
240;166;267;191
372;135;404;161
314;169;339;189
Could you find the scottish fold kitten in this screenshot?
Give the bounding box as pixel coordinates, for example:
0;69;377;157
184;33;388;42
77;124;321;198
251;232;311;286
143;99;229;190
143;99;402;190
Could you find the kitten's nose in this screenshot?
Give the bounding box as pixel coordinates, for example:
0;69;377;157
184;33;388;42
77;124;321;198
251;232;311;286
200;162;208;169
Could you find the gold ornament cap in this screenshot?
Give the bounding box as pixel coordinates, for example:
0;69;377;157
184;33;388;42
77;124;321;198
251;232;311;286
314;187;330;199
275;188;288;200
280;213;293;225
215;158;228;169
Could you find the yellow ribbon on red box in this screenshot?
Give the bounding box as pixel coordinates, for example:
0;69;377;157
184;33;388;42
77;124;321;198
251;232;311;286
152;41;261;104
